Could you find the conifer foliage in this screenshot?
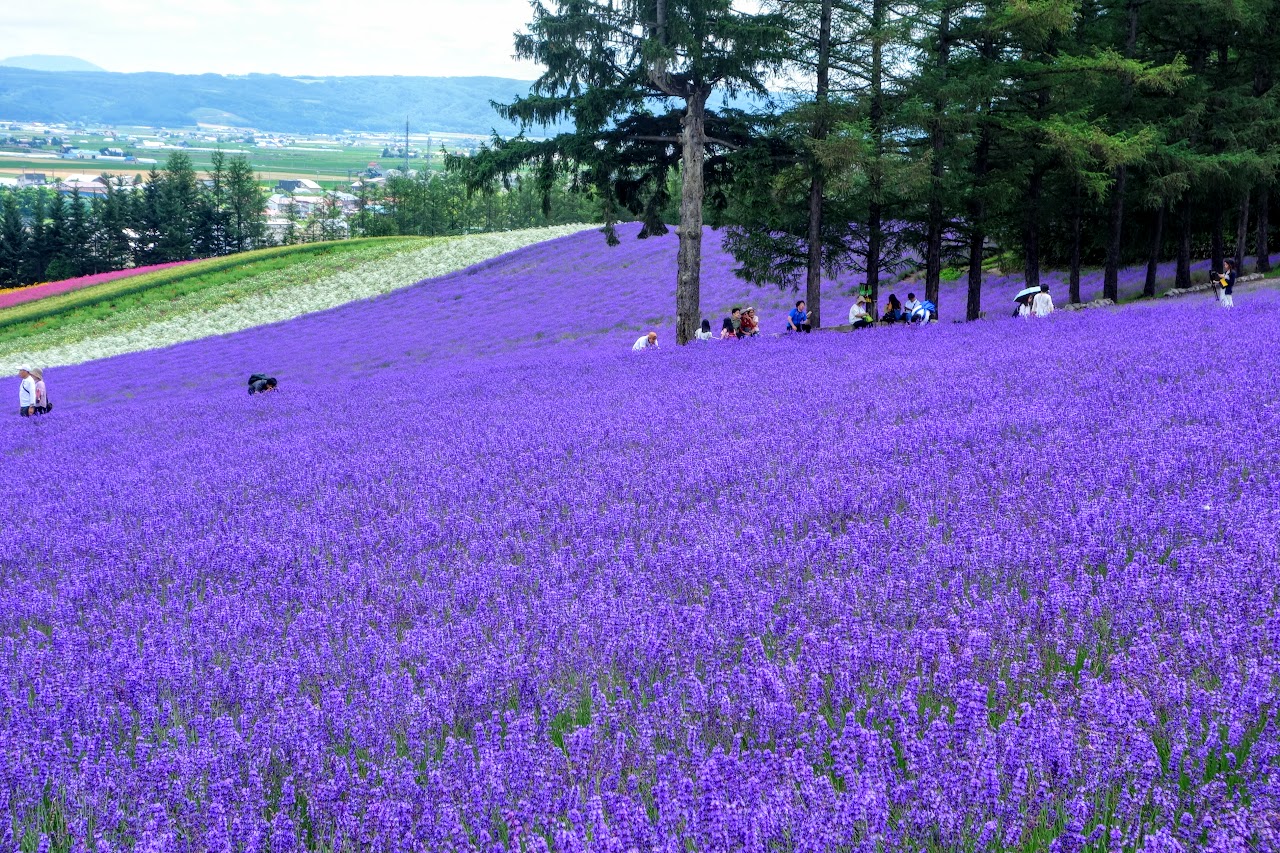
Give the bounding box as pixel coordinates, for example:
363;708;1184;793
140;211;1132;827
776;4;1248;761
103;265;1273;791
468;0;1280;336
0;151;268;289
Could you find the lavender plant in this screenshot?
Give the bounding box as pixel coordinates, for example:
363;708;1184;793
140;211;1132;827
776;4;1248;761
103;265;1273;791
2;225;1277;851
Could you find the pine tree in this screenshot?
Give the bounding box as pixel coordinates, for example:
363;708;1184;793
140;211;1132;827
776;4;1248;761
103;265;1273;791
157;151;199;261
225;156;267;252
455;0;789;343
0;192;26;287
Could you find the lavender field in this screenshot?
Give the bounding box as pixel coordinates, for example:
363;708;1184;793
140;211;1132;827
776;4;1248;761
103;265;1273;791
3;226;1279;851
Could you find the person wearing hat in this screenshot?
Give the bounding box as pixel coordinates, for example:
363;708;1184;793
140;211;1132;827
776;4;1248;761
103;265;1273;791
849;295;873;329
17;366;36;417
632;331;658;351
31;368;50;414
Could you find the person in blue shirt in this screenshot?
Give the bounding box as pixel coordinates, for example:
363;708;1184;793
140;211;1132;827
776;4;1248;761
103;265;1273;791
788;300;811;333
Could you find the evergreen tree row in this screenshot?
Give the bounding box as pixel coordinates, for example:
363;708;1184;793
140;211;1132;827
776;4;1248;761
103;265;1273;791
456;0;1280;338
0;151;268;288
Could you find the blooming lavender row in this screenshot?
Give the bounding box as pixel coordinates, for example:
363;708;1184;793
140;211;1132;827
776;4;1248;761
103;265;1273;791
1;226;1278;851
0;262;196;311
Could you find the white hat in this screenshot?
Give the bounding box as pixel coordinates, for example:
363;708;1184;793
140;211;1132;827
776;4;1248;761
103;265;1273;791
17;365;31;373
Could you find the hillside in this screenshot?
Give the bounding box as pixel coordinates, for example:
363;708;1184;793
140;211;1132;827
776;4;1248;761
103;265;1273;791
0;67;564;136
3;228;1279;848
7;224;1280;845
0;54;106;72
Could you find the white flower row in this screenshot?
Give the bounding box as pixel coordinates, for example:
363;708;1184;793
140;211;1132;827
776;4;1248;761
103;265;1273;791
3;225;595;372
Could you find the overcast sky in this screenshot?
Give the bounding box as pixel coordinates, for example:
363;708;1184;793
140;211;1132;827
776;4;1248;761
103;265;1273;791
6;0;543;78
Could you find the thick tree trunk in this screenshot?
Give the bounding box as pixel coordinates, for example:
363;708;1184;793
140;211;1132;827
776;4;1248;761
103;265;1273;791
1210;207;1225;273
1103;0;1139;302
805;0;833;329
1069;199;1082;304
867;204;883;312
1024;168;1042;290
966;101;991;322
1103;166;1125;301
676;91;707;345
1235;192;1250;271
967;226;984;321
924;6;951;315
1144;202;1165;298
1176;201;1192;289
866;0;888;315
806;172;825;327
1256;185;1271;272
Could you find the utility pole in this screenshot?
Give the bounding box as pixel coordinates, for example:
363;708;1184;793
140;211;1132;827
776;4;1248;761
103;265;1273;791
404;118;410;175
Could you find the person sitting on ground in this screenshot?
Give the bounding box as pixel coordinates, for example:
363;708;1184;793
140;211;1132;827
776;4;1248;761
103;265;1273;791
730;307;743;337
695;319;714;341
741;307;760;337
248;374;278;394
720;317;737;340
632;331;658;351
17;366;36;417
1032;284;1055;317
906;293;934;324
849;296;873;328
882;294;904;324
788;300;812;333
1219;258;1237;308
31;368;50;414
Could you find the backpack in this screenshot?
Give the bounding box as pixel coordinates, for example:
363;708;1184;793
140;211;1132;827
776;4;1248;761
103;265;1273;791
248;373;271;386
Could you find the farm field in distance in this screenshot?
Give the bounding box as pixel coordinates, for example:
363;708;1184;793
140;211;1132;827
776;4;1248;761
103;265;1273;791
0;120;484;185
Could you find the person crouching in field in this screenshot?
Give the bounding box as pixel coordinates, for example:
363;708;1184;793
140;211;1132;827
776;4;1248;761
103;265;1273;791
632;331;658;351
248;374;278;394
17;366;37;417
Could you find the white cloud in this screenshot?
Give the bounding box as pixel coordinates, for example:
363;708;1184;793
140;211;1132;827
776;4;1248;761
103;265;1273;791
6;0;544;78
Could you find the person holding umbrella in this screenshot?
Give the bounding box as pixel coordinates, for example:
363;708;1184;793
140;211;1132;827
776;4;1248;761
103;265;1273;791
1014;285;1039;318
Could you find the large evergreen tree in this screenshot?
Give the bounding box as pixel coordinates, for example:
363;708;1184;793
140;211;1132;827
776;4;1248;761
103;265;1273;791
454;0;788;343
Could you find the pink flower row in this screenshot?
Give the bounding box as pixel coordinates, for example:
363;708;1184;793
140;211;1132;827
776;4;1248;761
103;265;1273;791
0;261;195;311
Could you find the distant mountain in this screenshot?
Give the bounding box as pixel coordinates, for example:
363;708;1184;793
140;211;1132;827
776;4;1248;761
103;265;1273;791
0;54;106;72
0;67;563;136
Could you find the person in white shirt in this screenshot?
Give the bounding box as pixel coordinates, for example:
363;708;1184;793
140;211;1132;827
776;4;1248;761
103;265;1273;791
17;366;36;417
695;319;714;340
632;331;658;351
849;296;873;328
904;293;921;315
1032;284;1054;317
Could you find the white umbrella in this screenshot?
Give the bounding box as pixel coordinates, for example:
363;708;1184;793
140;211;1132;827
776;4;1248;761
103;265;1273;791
1014;286;1040;302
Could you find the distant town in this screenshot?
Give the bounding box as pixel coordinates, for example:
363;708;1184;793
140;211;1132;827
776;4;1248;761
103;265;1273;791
0;119;500;242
